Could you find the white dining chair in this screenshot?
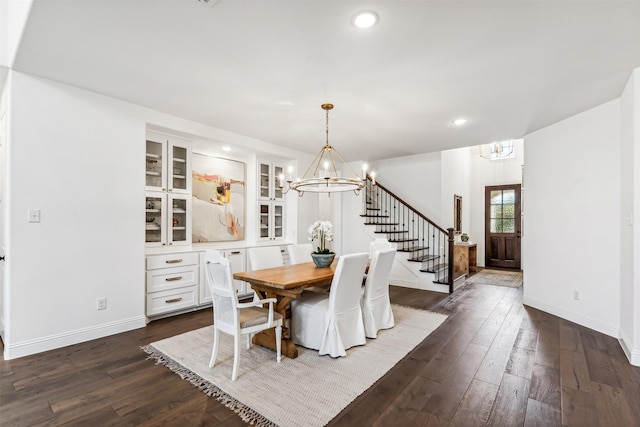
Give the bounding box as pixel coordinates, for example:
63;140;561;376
369;237;392;259
248;246;283;270
205;250;283;381
290;252;369;357
361;247;396;338
287;243;313;265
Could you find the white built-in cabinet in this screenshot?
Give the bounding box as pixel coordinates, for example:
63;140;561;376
146;252;199;317
258;160;285;201
145;133;192;247
258;160;286;241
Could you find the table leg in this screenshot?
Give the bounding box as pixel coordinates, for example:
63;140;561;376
252;293;298;358
252;328;298;359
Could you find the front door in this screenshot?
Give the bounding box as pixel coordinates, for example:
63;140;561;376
485;184;521;269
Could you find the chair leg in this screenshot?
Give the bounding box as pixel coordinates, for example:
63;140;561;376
209;328;220;368
231;333;240;381
275;325;282;363
246;333;251;349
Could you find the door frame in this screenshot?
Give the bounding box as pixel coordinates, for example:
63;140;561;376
484;184;522;269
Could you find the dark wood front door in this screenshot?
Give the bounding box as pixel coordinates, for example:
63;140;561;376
485;184;521;269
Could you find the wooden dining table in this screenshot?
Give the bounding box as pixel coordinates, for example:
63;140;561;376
233;261;337;359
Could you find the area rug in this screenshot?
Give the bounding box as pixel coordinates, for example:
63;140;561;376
142;305;447;427
465;268;523;288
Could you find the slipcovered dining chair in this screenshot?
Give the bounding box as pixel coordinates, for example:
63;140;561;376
290;252;369;357
369;237;392;258
205;250;282;381
287;243;313;265
248;246;283;270
361;247;396;338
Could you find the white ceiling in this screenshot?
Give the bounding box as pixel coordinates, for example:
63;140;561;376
9;0;640;161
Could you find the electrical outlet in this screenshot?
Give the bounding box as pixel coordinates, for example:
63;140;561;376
28;209;41;223
573;290;580;301
97;297;107;310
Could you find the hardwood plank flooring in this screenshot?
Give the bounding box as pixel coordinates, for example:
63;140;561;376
3;283;640;426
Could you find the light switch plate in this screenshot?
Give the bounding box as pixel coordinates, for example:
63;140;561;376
28;209;41;223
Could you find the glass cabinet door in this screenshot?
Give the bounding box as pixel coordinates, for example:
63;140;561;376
168;194;191;246
146;139;166;191
145;193;166;246
273;165;284;200
259;203;270;239
169;143;191;193
273;203;284;239
259;162;271;199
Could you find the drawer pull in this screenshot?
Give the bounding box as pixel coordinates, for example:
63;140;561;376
165;276;183;282
231;251;241;255
165;297;183;303
165;259;183;264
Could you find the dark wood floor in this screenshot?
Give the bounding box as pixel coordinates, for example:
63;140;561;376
2;282;640;426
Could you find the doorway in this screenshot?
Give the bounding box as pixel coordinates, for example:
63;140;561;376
485;184;521;269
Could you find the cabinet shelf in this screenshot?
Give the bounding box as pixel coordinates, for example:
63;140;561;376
173;175;186;179
146;224;161;230
146;153;161;159
173;158;186;163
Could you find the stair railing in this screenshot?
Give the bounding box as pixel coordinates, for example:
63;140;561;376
363;176;454;292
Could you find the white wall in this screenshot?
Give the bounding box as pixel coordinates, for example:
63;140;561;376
620;68;640;365
4;71;313;359
523;99;621;338
441;146;472;236
371;152;443;225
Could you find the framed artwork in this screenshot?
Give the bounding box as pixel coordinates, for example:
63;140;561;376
191;154;245;242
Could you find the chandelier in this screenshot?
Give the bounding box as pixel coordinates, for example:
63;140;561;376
280;103;369;196
479;140;515;160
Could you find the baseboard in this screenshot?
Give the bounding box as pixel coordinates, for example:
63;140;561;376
3;316;147;360
522;295;618;338
618;330;640;367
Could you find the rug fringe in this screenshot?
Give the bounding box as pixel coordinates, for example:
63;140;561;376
141;345;278;427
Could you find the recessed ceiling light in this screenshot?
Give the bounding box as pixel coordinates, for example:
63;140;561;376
352;11;379;29
453;118;468;126
222;146;231;152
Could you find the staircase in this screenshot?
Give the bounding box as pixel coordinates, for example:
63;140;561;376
361;177;460;293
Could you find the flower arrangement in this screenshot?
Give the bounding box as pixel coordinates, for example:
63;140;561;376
308;220;334;254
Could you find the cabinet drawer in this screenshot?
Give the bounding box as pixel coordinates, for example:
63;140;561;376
147;252;199;270
146;286;198;316
147;265;198;293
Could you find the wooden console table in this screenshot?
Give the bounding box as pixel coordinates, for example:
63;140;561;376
454;243;477;278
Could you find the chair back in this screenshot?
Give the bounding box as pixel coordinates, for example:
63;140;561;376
328;252;369;314
248;246;283;270
363;248;396;301
287;243;313;265
369;238;392;258
205;250;238;329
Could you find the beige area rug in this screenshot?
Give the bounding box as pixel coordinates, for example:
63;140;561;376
142;305;447;427
465;268;523;288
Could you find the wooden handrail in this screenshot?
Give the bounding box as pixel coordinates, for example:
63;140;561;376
366;176;448;234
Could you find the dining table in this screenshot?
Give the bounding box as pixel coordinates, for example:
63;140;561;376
233;261;337;359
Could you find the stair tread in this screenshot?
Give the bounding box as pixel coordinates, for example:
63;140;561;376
389;239;419;243
397;245;429;251
407;254;440;262
374;230;408;234
363;222;399;226
360;214;390;218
